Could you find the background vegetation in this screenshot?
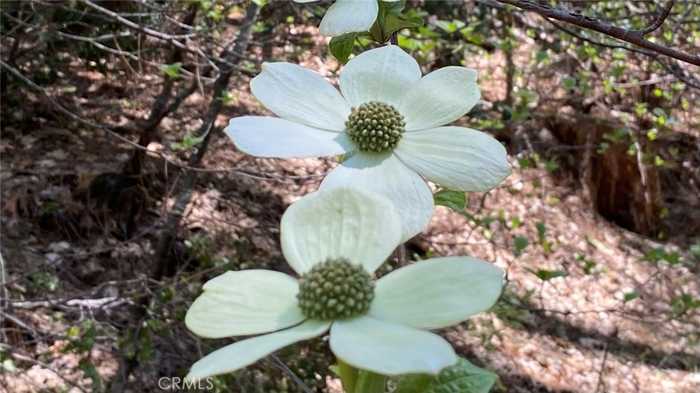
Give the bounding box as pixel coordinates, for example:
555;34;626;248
1;1;699;392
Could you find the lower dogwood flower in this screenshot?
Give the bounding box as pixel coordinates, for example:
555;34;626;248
225;45;511;242
294;0;399;36
184;188;504;380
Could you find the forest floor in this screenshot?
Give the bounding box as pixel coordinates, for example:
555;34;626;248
2;26;700;393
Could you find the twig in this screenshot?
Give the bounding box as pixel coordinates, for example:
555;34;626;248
77;0;223;71
595;342;610;393
634;1;675;36
495;0;700;66
123;3;200;175
268;355;314;393
547;20;654;57
152;2;260;279
0;251;7;343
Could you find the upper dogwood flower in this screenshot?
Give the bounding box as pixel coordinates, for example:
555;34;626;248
184;188;504;380
294;0;399;36
225;45;510;241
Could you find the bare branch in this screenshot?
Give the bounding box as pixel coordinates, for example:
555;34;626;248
634;1;675;36
496;0;700;66
76;0;220;72
152;2;261;279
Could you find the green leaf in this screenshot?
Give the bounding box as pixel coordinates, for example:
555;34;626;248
643;247;681;265
434;190;466;212
671;293;700;316
370;1;422;42
171;133;206;151
528;268;568;281
160;62;183;79
562;76;577;91
435;19;464;34
79;359;103;392
544;159;559;172
535;222;546;243
395;358;498;393
384;13;423;36
329;33;356;64
513;236;528;256
623;291;639;303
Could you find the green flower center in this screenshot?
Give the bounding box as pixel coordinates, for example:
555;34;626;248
345;101;405;153
297;258;374;321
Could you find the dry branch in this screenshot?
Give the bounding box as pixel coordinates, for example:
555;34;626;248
496;0;700;66
124;3;200;175
152;2;261;280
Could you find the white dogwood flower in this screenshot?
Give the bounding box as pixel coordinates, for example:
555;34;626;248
294;0;399;36
184;188;504;381
225;45;510;241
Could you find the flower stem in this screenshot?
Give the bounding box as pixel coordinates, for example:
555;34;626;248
337;359;358;393
337;359;387;393
354;370;387;393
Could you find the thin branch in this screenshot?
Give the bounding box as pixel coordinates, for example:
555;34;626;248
152;2;261;280
634;1;675;36
496;0;700;66
547;20;654;57
76;0;220;72
268;355;314;393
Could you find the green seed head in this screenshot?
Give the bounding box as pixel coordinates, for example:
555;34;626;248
297;258;374;321
345;101;405;153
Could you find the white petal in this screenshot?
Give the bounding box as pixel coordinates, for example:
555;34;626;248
370;256;504;329
320;153;433;242
330;316;457;376
400;67;480;130
185;270;304;338
319;0;378;37
340;45;421;108
225;116;350;158
293;0;317;3
395;126;510;191
251;62;350;131
281;187;401;275
186;320;330;381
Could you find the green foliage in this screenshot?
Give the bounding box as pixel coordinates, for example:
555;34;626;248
527;268;568;281
535;222;553;253
395;358;498;393
434;189;467;212
643;247;681;265
171;133;206;151
513;236;528;256
370;0;422;43
330;33;357;64
575;254;598;275
29;271;59;292
491;289;534;330
79;359;103;392
160;62;183;79
64;321;97;354
670;293;700;317
623;291;639;303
